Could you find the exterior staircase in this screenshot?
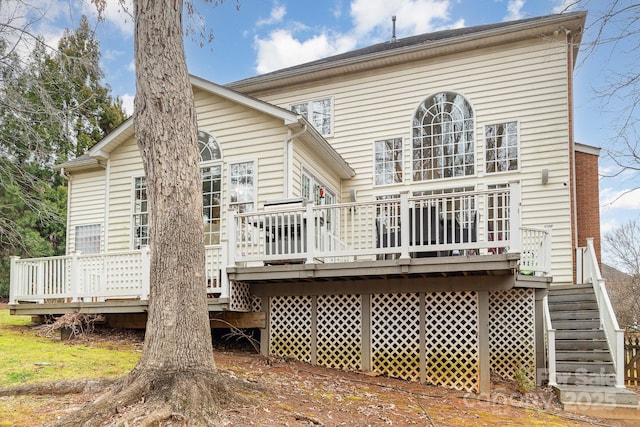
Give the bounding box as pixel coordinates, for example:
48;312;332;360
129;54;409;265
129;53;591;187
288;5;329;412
547;284;638;408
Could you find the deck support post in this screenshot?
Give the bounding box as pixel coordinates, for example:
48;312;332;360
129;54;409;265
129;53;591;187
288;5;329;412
227;210;236;266
361;294;371;371
534;288;549;386
478;291;490;394
419;292;426;384
259;296;270;356
311;295;317;365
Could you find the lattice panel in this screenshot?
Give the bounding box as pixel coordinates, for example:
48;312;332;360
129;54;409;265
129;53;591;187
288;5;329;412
424;291;479;392
229;281;252;312
251;295;262;312
489;289;536;382
371;293;421;381
269;296;312;362
317;294;362;370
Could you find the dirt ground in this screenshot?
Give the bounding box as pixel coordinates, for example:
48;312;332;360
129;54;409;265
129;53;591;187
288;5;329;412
2;313;638;426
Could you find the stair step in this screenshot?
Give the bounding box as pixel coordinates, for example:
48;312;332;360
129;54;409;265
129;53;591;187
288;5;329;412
550;309;600;321
556;372;617;387
552;319;601;330
556;361;615;374
556;350;612;362
555;329;607;340
548;301;599;311
548;285;594;295
548;293;597;303
555;339;609;351
554;385;638;406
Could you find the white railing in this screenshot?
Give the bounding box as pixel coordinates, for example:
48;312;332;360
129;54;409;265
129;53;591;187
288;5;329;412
11;184;559;304
9;245;228;304
232;185;522;264
543;295;557;387
577;237;625;388
520;225;552;276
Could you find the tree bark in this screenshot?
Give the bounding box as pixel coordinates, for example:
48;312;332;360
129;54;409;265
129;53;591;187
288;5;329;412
132;0;215;375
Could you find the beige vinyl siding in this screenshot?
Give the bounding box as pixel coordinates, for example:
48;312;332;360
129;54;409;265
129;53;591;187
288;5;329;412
67;168;105;253
108;137;145;251
292;140;342;202
194;89;287;211
249;36;574;283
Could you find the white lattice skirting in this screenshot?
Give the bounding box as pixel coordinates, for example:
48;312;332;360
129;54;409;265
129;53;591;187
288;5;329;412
267;289;536;393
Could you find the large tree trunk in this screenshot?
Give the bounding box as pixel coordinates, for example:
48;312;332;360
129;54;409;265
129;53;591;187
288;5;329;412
53;1;234;424
133;0;214;374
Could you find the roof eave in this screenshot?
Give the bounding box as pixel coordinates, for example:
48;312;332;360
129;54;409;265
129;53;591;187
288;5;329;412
228;12;587;94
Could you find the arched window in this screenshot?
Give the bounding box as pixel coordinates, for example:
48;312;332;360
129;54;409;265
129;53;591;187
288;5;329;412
412;92;475;181
199;131;222;245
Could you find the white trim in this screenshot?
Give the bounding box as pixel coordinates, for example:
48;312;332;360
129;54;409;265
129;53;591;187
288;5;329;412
574;142;601;156
483;120;521;175
410;90;477;183
373;136;404;188
228;159;258;212
290;96;334;137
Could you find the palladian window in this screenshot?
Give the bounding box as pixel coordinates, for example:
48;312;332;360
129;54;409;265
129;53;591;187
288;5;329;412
412;92;475;181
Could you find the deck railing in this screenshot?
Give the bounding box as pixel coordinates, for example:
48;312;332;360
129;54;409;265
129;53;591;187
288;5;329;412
577;238;626;388
10;184;556;304
230;184;529;264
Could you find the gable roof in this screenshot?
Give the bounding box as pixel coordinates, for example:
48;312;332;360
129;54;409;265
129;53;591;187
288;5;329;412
228;11;586;94
57;76;354;178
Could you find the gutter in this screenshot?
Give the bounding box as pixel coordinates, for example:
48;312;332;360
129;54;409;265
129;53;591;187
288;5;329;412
284;123;308;198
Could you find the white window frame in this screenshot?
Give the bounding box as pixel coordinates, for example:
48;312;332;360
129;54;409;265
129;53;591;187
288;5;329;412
290;97;333;136
484;121;519;174
228;160;256;213
131;176;149;250
374;137;404;186
200;131;223;246
74;224;101;254
301;168;336;206
412;91;475;182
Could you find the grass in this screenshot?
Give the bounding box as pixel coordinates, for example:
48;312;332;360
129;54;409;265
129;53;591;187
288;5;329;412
0;308;140;388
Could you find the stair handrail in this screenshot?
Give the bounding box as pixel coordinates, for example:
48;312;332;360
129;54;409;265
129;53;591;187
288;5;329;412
543;295;557;387
583;237;625;388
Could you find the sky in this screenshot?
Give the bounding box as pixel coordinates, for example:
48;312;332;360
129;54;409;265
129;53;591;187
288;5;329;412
5;0;640;255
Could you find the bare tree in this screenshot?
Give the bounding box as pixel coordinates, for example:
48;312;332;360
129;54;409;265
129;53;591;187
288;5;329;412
561;1;640;191
602;218;640;328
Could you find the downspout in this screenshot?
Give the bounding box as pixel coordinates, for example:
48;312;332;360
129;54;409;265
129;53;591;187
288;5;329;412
284;123;308;199
60;168;72;255
104;159;110;254
566;28;579;283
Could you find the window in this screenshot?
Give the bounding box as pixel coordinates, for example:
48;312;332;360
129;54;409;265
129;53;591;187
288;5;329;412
412;92;475;181
301;171;335;205
229;161;255;213
200;131;222;245
132;177;148;249
75;224;101;254
291;98;332;136
487;183;510;253
485;121;518;173
374;138;403;185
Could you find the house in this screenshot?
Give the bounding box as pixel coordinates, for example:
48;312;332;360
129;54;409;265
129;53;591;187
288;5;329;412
9;11;635;404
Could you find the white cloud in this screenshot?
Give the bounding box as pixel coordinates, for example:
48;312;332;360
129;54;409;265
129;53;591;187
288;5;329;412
553;0;577;14
81;0;134;36
257;2;286;27
120;93;135;116
127;59;135;72
350;0;451;39
255;29;357;74
254;0;457;74
505;0;525;21
600;187;640;211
